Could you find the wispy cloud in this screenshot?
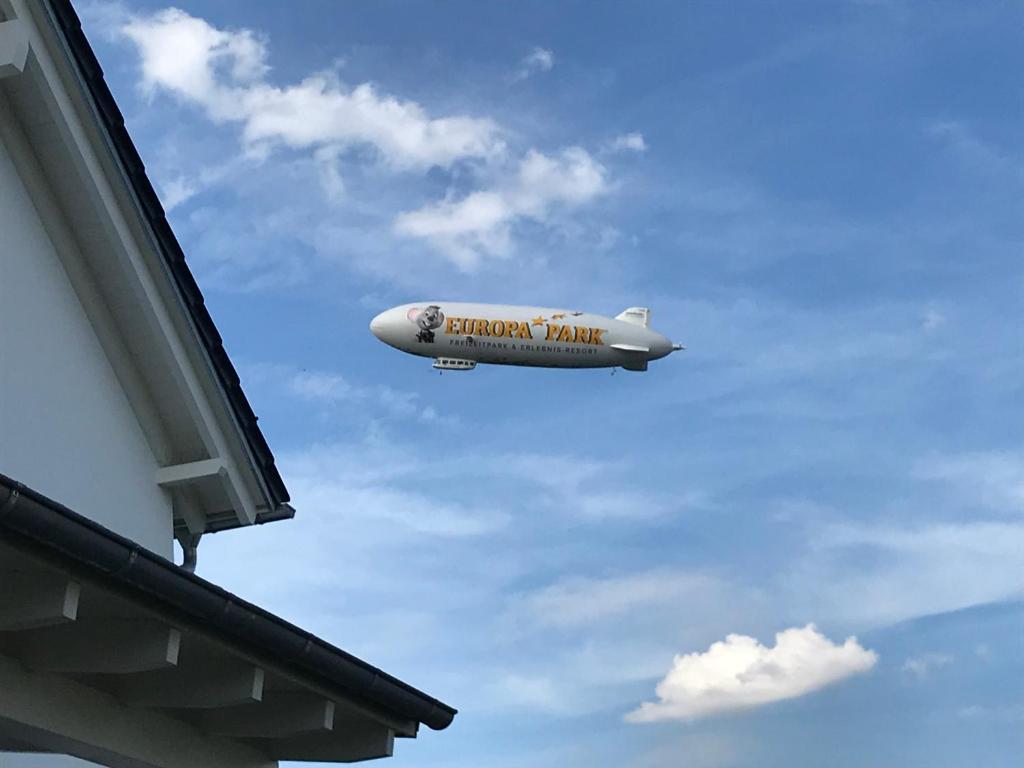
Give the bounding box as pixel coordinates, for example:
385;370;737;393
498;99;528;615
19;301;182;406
958;703;1024;722
512;570;730;630
195;437;520;644
921;305;946;332
288;370;355;402
902;652;953;680
795;521;1024;625
490;673;572;714
916;452;1024;515
395;147;608;269
627;624;877;722
155;153;254;211
513;47;555;81
242;363;453;425
109;8;626;275
607;132;647;153
159;176;199;210
290;369;452;424
290;462;508;538
485;453;694;522
196;435;717;693
926;120;1023;181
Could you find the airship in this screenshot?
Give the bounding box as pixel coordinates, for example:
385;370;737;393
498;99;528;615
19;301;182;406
370;302;684;372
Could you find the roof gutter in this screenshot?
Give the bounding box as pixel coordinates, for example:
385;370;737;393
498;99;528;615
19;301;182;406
0;473;457;731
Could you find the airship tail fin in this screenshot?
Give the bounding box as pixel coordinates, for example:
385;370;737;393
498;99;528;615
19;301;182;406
615;307;650;327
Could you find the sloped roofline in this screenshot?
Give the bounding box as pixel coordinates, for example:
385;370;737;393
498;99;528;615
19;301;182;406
44;0;289;512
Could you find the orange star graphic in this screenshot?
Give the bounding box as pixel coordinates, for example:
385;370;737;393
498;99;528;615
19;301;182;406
552;312;566;319
531;316;547;326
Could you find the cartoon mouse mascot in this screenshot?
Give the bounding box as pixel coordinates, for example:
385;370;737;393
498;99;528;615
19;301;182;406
410;305;445;343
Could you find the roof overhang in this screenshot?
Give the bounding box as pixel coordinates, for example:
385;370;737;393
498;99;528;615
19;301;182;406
0;0;292;536
0;474;456;766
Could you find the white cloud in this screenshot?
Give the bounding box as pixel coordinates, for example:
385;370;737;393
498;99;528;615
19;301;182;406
395;147;607;269
121;8;503;170
123;8;267;104
902;652;953;680
514;47;555;81
608;132;648;153
626;624;877;722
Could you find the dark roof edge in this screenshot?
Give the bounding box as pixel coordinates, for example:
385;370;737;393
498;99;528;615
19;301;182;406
44;0;289;511
0;474;457;731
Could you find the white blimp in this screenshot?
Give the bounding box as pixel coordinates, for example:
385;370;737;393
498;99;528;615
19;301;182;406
370;302;684;372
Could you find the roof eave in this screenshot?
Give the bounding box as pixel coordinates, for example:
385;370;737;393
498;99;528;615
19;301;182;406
0;472;457;732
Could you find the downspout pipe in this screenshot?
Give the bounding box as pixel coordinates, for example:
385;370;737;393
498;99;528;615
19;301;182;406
175;532;201;573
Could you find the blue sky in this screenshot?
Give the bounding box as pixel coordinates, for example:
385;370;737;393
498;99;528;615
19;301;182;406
80;1;1023;765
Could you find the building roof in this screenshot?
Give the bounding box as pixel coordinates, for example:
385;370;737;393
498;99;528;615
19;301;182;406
46;0;289;514
0;472;456;764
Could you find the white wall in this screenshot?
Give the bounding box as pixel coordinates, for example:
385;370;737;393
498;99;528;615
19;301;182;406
0;136;173;557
